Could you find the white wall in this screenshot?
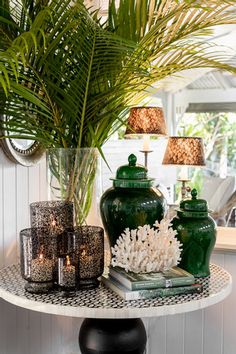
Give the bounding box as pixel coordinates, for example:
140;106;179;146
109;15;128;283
0;147;236;354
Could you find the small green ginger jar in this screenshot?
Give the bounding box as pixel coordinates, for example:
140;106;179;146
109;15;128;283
172;189;216;277
100;154;167;247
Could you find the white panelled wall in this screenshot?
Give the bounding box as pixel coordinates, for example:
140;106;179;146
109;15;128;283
1;147;236;354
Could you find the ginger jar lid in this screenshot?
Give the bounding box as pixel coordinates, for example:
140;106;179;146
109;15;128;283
111;154;154;188
176;189;209;218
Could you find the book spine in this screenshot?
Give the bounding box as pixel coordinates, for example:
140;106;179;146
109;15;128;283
132;280;164;290
127;284;203;300
166;278;195;288
131;278;195;290
110;270;194;290
102;276;202;301
109;270;165;290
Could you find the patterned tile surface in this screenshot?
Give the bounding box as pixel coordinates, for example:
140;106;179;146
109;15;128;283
0;264;231;315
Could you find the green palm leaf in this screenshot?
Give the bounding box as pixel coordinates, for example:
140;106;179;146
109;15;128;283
1;0;236;150
2;0;236;224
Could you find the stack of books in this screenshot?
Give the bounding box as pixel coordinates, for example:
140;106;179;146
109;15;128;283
102;266;203;300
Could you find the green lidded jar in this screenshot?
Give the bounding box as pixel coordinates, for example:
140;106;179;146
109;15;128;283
100;154;167;247
172;188;216;277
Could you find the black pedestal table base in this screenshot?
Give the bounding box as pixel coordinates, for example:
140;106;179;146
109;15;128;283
79;318;147;354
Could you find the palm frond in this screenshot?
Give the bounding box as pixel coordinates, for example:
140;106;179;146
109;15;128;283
1;0;236;150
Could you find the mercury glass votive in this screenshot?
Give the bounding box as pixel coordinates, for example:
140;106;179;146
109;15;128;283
58;254;78;292
30;200;74;234
60;226;104;289
20;228;58;293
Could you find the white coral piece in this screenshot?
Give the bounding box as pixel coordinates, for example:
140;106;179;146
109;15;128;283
111;218;182;273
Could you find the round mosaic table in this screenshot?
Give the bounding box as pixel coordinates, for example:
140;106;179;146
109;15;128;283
0;264;232;354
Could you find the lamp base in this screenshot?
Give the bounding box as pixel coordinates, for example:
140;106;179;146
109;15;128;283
140;150;153;169
177;179;191;200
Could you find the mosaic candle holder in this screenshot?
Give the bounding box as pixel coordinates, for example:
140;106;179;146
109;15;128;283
20;228;58;293
58;254;78;292
78;226;104;289
61;226;104;289
30;200;74;234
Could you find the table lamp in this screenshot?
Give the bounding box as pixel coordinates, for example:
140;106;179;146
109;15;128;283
125;107;167;168
162;137;206;199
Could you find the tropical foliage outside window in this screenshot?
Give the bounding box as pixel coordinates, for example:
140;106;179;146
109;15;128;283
177;112;236;182
176;112;236;227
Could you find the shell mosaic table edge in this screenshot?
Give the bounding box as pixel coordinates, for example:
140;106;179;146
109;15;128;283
0;264;232;319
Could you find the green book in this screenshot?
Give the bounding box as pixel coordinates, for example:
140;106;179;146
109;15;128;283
102;275;203;301
109;266;195;291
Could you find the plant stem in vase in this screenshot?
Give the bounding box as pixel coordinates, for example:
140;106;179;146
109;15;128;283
47;148;100;226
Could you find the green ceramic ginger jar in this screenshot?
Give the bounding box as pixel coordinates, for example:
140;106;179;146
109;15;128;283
100;154;167;247
172;189;216;277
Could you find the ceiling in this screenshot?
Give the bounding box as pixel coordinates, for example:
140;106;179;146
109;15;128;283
157;25;236;93
182;70;236;112
187;70;236;90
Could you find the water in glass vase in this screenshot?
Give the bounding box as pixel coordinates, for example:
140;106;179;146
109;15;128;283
46;148;101;226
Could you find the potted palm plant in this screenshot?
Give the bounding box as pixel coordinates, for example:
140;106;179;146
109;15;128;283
1;0;236;225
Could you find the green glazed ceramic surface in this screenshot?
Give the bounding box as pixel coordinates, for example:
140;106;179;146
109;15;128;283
100;187;166;247
172;189;216;277
100;154;167;247
111;154;154;188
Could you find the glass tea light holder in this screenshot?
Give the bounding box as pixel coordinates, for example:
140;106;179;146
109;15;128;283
20;228;58;293
61;226;104;289
58;254;78;293
30;200;74;234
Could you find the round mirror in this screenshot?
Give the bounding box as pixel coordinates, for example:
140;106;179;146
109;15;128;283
0;116;45;166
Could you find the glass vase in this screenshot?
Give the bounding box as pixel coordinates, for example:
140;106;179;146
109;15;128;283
58;226;104;289
58;254;78;292
20;228;58;293
30;200;74;233
46;148;101;226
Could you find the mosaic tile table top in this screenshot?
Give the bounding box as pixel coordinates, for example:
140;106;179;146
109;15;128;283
0;264;231;318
